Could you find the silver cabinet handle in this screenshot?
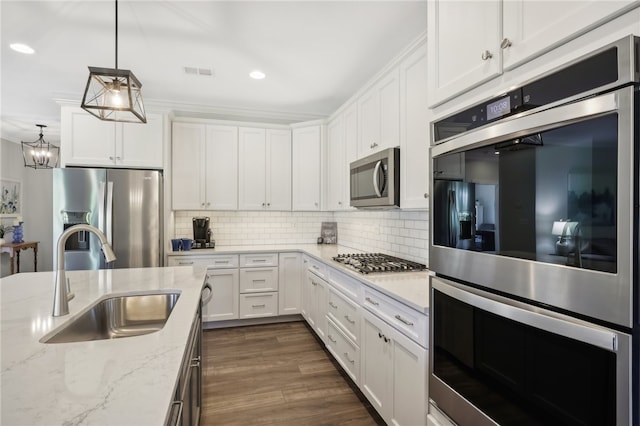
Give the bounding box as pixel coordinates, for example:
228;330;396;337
365;297;379;306
481;50;493;60
169;401;184;426
344;352;355;364
344;315;355;324
500;38;512;49
252;259;267;263
328;334;337;343
252;304;266;308
329;301;338;309
214;260;229;264
395;314;414;326
312;264;320;270
179;261;194;265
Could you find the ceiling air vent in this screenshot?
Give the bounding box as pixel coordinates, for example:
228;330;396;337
183;67;214;77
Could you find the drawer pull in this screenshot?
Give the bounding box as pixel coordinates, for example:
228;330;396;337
252;304;266;308
214;260;229;264
179;261;194;265
395;314;414;326
311;281;318;286
344;352;355;364
252;279;267;283
329;301;338;309
252;259;267;263
245;294;271;298
328;335;337;343
365;297;379;306
344;315;355;324
312;265;320;270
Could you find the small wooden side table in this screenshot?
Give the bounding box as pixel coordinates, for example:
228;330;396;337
0;241;39;275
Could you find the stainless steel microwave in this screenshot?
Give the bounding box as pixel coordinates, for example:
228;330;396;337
350;147;400;209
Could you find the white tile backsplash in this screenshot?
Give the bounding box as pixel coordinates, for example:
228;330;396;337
174;209;429;266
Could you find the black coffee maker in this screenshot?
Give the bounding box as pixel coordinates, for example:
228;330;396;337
192;217;214;249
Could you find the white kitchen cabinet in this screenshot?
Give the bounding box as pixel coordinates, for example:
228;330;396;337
239;292;278;318
278;252;302;315
292;125;322;211
237;252;279;319
303;267;328;343
327;102;358;211
358;68;400;157
204;268;240;322
399;40;430;209
427;0;639;106
238;127;292;210
172;123;238;210
326;317;361;384
361;308;428;426
239;267;279;293
61;106;164;168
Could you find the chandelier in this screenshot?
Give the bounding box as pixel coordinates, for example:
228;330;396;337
80;0;146;123
21;124;59;169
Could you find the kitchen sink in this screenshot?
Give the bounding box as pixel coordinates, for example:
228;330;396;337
41;292;181;344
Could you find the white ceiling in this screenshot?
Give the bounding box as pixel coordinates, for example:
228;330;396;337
0;1;427;144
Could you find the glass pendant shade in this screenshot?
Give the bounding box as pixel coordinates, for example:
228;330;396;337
21;125;59;169
81;66;146;123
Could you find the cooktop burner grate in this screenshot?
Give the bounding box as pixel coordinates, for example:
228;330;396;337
332;253;426;274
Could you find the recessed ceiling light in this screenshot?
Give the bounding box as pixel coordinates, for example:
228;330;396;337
249;70;266;80
10;43;35;54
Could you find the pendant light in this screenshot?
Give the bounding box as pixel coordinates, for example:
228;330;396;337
81;0;146;123
21;124;60;169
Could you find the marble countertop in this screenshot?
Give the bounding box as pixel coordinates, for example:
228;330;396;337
168;244;430;314
1;266;207;426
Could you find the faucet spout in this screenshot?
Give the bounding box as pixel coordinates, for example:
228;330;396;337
53;224;116;317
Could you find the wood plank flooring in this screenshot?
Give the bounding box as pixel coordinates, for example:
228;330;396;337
200;321;386;426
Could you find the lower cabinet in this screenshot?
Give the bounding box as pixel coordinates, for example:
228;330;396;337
326;317;360;383
361;308;427;426
239;253;279;319
303;267;328;343
203;268;240;321
278;252;303;315
239;292;278;318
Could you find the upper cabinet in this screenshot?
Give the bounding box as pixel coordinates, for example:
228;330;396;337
238;127;292;211
427;0;639;106
172;122;238;210
60;106;164;169
358;68;400;157
399;41;429;209
327;102;357;211
292;124;323;211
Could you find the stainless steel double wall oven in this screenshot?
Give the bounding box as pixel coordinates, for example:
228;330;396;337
429;36;639;426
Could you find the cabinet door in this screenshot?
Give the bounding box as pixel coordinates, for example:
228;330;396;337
203;268;239;322
278;252;302;315
361;310;392;420
304;270;318;328
390;329;428;426
292;126;321;211
238;127;267;210
118;113;164;168
206;125;238;210
502;0;639;70
358;86;379;157
377;68;400;151
427;0;502;106
400;42;430;209
327;116;345;211
63;107;117;167
266;129;292;210
314;275;328;343
172;123;206;210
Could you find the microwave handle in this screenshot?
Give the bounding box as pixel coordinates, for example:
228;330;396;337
373;160;383;197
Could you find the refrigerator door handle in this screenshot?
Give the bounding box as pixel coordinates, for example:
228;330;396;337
98;182;106;232
106;181;114;244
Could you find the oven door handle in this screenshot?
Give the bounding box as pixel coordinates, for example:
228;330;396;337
432;277;619;352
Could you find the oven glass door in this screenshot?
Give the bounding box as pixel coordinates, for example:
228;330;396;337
430;277;631;426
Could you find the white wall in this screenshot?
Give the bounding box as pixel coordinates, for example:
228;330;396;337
0;139;53;277
173;209;429;265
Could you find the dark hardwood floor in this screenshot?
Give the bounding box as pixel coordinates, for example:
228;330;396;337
201;321;386;426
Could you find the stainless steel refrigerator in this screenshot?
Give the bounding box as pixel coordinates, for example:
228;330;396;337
432;179;475;249
53;168;163;270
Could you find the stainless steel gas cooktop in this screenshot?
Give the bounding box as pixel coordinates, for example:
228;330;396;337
332;253;426;274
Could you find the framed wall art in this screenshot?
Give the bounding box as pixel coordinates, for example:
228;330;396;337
0;178;22;217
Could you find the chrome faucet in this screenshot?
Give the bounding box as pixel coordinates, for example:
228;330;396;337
53;224;117;317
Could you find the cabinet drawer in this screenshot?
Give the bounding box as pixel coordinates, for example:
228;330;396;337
240;253;278;267
239;292;278;318
363;286;428;347
327;286;360;344
167;254;239;268
304;256;326;279
328;268;361;301
239;267;279;293
327;318;360;384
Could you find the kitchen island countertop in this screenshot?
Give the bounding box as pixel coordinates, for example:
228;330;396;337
1;266;207;426
168;244;430;314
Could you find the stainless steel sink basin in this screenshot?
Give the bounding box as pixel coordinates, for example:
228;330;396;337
41;292;181;344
